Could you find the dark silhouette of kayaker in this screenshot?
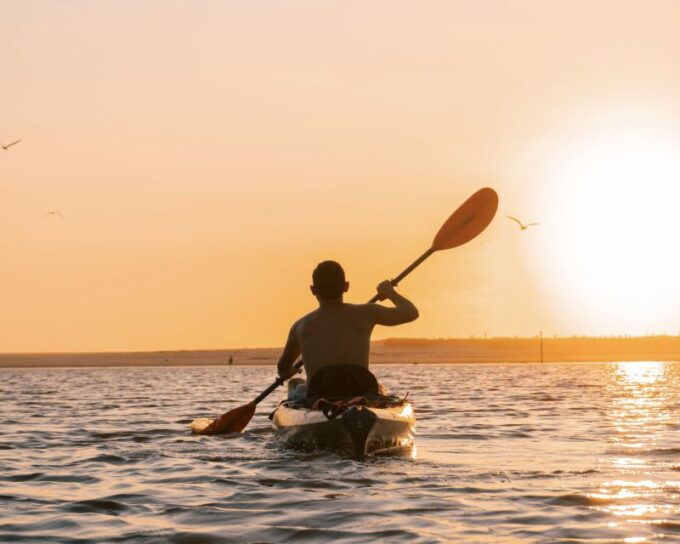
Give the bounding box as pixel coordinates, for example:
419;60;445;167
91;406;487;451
277;260;419;399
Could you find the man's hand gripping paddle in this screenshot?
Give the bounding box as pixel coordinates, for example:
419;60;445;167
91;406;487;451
191;187;499;435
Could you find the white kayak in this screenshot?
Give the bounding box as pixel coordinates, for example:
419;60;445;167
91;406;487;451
271;399;416;457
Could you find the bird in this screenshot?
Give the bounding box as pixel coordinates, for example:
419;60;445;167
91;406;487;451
44;211;64;219
1;139;21;151
507;215;539;230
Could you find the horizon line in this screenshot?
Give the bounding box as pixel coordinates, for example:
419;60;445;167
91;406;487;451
2;333;679;356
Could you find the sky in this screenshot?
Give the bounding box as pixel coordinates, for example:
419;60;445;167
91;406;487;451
3;1;680;352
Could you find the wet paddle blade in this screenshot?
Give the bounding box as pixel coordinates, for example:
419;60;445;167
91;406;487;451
431;187;498;251
191;402;256;435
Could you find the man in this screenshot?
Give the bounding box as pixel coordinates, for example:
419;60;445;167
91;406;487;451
277;260;419;399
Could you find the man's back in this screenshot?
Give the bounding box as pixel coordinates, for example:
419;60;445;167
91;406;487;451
294;303;373;378
277;276;419;382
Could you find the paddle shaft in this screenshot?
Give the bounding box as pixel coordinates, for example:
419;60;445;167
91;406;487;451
251;246;437;406
368;248;434;303
253;376;287;405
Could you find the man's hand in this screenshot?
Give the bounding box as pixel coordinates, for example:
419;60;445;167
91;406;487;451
278;363;303;382
370;281;419;324
376;280;396;301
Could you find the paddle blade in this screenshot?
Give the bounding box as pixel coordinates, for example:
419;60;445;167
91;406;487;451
431;187;498;251
191;402;256;435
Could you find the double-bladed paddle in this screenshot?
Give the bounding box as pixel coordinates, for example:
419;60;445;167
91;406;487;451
191;187;499;435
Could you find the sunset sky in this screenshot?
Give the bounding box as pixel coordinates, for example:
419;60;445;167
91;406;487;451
3;1;680;352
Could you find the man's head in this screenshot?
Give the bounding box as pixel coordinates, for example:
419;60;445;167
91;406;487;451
311;260;349;302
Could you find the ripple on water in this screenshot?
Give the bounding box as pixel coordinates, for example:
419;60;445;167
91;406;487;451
1;362;679;543
64;498;133;515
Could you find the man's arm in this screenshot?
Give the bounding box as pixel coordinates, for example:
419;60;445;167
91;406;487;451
277;324;301;378
367;280;419;326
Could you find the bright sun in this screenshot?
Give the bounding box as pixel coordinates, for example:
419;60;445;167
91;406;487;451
529;128;680;335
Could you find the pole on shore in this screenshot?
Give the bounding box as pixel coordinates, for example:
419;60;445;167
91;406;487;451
539;331;544;363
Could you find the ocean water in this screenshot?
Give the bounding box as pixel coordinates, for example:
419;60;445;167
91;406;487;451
1;362;679;543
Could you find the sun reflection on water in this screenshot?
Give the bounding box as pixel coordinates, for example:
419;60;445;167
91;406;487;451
594;361;679;538
608;362;671;453
616;361;665;385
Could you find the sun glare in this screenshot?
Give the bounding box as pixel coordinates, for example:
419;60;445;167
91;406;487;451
616;361;665;386
531;128;680;334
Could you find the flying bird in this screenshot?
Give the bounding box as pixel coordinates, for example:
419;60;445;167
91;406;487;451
44;211;64;219
1;139;21;150
507;216;539;230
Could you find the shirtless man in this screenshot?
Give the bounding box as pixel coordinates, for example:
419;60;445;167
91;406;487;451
277;260;419;397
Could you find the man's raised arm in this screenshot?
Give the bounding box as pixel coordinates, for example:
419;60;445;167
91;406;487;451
367;280;419;326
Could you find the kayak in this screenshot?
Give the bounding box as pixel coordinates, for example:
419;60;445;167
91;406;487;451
271;398;416;457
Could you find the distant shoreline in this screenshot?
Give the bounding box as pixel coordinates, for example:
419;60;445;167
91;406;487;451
1;336;678;368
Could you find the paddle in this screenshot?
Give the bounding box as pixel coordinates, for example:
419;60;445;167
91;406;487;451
191;187;499;435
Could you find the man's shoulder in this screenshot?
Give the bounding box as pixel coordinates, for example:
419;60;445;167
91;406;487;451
343;302;374;311
292;309;320;329
347;302;384;316
342;303;381;323
293;304;375;330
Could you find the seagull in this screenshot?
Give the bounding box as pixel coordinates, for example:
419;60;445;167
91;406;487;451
1;139;21;151
44;211;64;219
507;215;539;231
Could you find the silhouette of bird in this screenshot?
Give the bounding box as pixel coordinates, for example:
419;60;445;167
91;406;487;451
507;216;539;230
44;211;64;219
1;139;21;151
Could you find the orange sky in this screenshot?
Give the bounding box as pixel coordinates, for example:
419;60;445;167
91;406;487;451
3;1;680;352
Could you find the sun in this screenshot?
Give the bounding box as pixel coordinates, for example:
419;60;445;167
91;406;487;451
528;127;680;334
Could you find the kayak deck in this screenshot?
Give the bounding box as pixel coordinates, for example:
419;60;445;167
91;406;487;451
271;400;415;457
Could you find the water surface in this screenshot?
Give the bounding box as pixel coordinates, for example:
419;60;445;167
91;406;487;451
1;362;679;543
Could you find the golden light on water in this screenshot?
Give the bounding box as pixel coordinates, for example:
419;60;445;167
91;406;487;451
616;361;666;385
607;361;671;456
592;361;679;537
